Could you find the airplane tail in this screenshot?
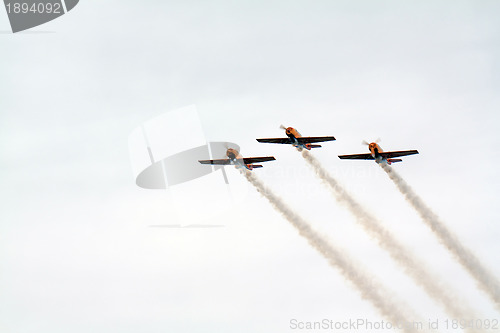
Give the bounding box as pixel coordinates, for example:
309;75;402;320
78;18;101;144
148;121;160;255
305;144;322;150
387;158;402;165
247;164;263;170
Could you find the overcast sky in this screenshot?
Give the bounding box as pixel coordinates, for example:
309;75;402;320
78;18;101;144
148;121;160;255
1;1;499;332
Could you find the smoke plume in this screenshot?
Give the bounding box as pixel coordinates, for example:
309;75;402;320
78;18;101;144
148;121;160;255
380;162;500;310
301;150;478;324
241;169;419;331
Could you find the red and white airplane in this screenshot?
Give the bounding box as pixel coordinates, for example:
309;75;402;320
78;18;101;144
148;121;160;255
257;125;336;150
338;141;418;165
199;148;275;170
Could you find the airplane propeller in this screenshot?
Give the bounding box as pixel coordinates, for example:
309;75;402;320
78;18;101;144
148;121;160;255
224;143;237;154
279;124;287;130
362;138;381;146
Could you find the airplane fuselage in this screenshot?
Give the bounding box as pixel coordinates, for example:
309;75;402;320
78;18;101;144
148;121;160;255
226;148;259;170
199;148;273;171
285;127;314;150
256;127;334;149
226;148;242;161
368;142;383;161
338;142;416;164
368;143;402;165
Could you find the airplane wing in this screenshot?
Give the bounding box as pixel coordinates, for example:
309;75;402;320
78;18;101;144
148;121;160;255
380;150;419;158
338;150;419;160
198;159;232;165
296;136;336;144
256;138;290;144
242;156;276;164
338;153;375;160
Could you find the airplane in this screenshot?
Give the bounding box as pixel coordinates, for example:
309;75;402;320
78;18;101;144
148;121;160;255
338;141;418;165
256;125;336;150
198;148;275;170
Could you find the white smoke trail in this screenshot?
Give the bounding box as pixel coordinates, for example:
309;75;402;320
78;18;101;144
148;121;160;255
241;169;419;332
380;162;500;310
301;150;479;325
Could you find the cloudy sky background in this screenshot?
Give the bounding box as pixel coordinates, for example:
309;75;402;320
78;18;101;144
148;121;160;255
1;1;499;332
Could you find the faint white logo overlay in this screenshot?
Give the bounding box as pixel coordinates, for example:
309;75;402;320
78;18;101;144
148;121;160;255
3;0;78;33
128;105;248;227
